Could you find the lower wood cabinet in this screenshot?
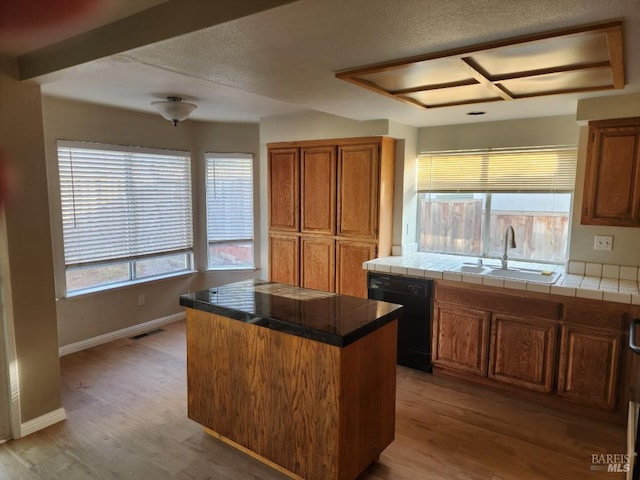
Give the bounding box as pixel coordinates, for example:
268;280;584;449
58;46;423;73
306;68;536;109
270;236;377;298
335;240;376;298
488;314;556;393
269;234;299;286
432;282;632;414
432;303;490;376
557;324;621;410
301;236;335;292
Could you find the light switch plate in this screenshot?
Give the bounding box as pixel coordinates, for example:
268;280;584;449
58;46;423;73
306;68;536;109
594;235;613;251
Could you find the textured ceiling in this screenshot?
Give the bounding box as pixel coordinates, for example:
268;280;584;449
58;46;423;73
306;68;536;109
13;0;640;127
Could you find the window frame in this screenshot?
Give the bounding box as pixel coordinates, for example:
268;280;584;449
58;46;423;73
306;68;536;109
57;140;194;296
204;152;255;271
416;146;577;264
416;191;573;264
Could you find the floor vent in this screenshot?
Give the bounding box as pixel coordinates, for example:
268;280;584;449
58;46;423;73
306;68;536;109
130;328;165;340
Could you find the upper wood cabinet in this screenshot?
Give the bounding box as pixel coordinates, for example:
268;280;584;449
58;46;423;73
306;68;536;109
269;148;300;232
337;143;379;239
301;146;336;235
582;117;640;227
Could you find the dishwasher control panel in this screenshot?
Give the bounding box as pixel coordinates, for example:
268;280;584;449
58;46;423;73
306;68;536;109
367;274;430;297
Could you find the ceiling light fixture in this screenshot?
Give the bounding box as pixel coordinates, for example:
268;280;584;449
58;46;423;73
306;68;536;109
151;96;197;127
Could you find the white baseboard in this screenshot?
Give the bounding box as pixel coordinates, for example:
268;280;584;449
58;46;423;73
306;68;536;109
20;407;67;438
59;312;186;357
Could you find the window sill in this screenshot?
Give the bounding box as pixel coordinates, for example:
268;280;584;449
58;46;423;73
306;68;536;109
205;266;257;273
63;270;197;299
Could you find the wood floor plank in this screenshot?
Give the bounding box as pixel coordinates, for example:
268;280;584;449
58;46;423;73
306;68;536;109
0;320;627;480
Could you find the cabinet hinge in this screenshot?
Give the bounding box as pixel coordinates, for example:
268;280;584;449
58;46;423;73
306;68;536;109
583;207;588;217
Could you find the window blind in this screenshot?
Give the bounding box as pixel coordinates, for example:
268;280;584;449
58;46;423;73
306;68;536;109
417;146;577;192
205;153;254;244
58;141;193;267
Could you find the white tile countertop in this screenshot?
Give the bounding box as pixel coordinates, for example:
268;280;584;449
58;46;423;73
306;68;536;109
363;252;640;305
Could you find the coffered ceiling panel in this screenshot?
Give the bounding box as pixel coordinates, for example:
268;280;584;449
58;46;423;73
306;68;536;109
337;21;625;110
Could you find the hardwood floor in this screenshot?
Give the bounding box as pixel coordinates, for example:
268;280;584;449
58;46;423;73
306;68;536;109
0;320;627;479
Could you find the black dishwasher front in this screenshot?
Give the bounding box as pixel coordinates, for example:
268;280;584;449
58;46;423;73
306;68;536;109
367;272;432;372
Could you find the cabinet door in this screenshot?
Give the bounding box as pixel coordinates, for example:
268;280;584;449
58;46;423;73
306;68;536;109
432;303;490;376
335;240;376;298
301;146;336;235
269;234;299;286
582;118;640;226
488;314;556;393
269;148;299;231
301;236;335;292
337;143;379;239
557;324;621;410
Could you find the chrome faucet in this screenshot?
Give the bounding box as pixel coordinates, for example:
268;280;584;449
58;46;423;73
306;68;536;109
501;225;516;269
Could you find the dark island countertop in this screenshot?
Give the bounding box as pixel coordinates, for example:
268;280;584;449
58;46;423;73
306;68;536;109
179;279;403;347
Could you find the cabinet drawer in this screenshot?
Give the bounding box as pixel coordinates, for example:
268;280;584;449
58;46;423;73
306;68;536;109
563;302;626;331
435;284;562;321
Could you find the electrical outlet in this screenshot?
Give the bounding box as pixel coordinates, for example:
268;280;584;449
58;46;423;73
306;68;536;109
138;294;145;306
594;235;613;251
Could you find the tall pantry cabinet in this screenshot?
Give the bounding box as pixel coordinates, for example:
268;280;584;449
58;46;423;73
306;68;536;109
268;137;395;298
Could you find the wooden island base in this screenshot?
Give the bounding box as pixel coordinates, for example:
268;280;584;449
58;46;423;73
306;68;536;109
204;427;305;480
187;308;398;480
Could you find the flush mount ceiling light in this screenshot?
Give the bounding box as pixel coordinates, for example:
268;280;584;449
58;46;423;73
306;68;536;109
151;96;197;126
336;21;624;109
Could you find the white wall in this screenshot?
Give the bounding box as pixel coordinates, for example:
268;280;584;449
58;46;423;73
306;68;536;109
418;115;578;151
1;56;61;427
42;97;261;347
389;121;419;254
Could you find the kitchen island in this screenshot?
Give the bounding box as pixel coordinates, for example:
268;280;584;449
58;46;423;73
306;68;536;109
179;280;402;480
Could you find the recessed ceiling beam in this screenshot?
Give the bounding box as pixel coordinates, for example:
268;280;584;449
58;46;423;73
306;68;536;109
457;58;513;100
18;0;299;80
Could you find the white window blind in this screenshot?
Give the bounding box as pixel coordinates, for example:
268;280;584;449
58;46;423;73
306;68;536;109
205;153;254;269
417;146;578;192
58;141;193;268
